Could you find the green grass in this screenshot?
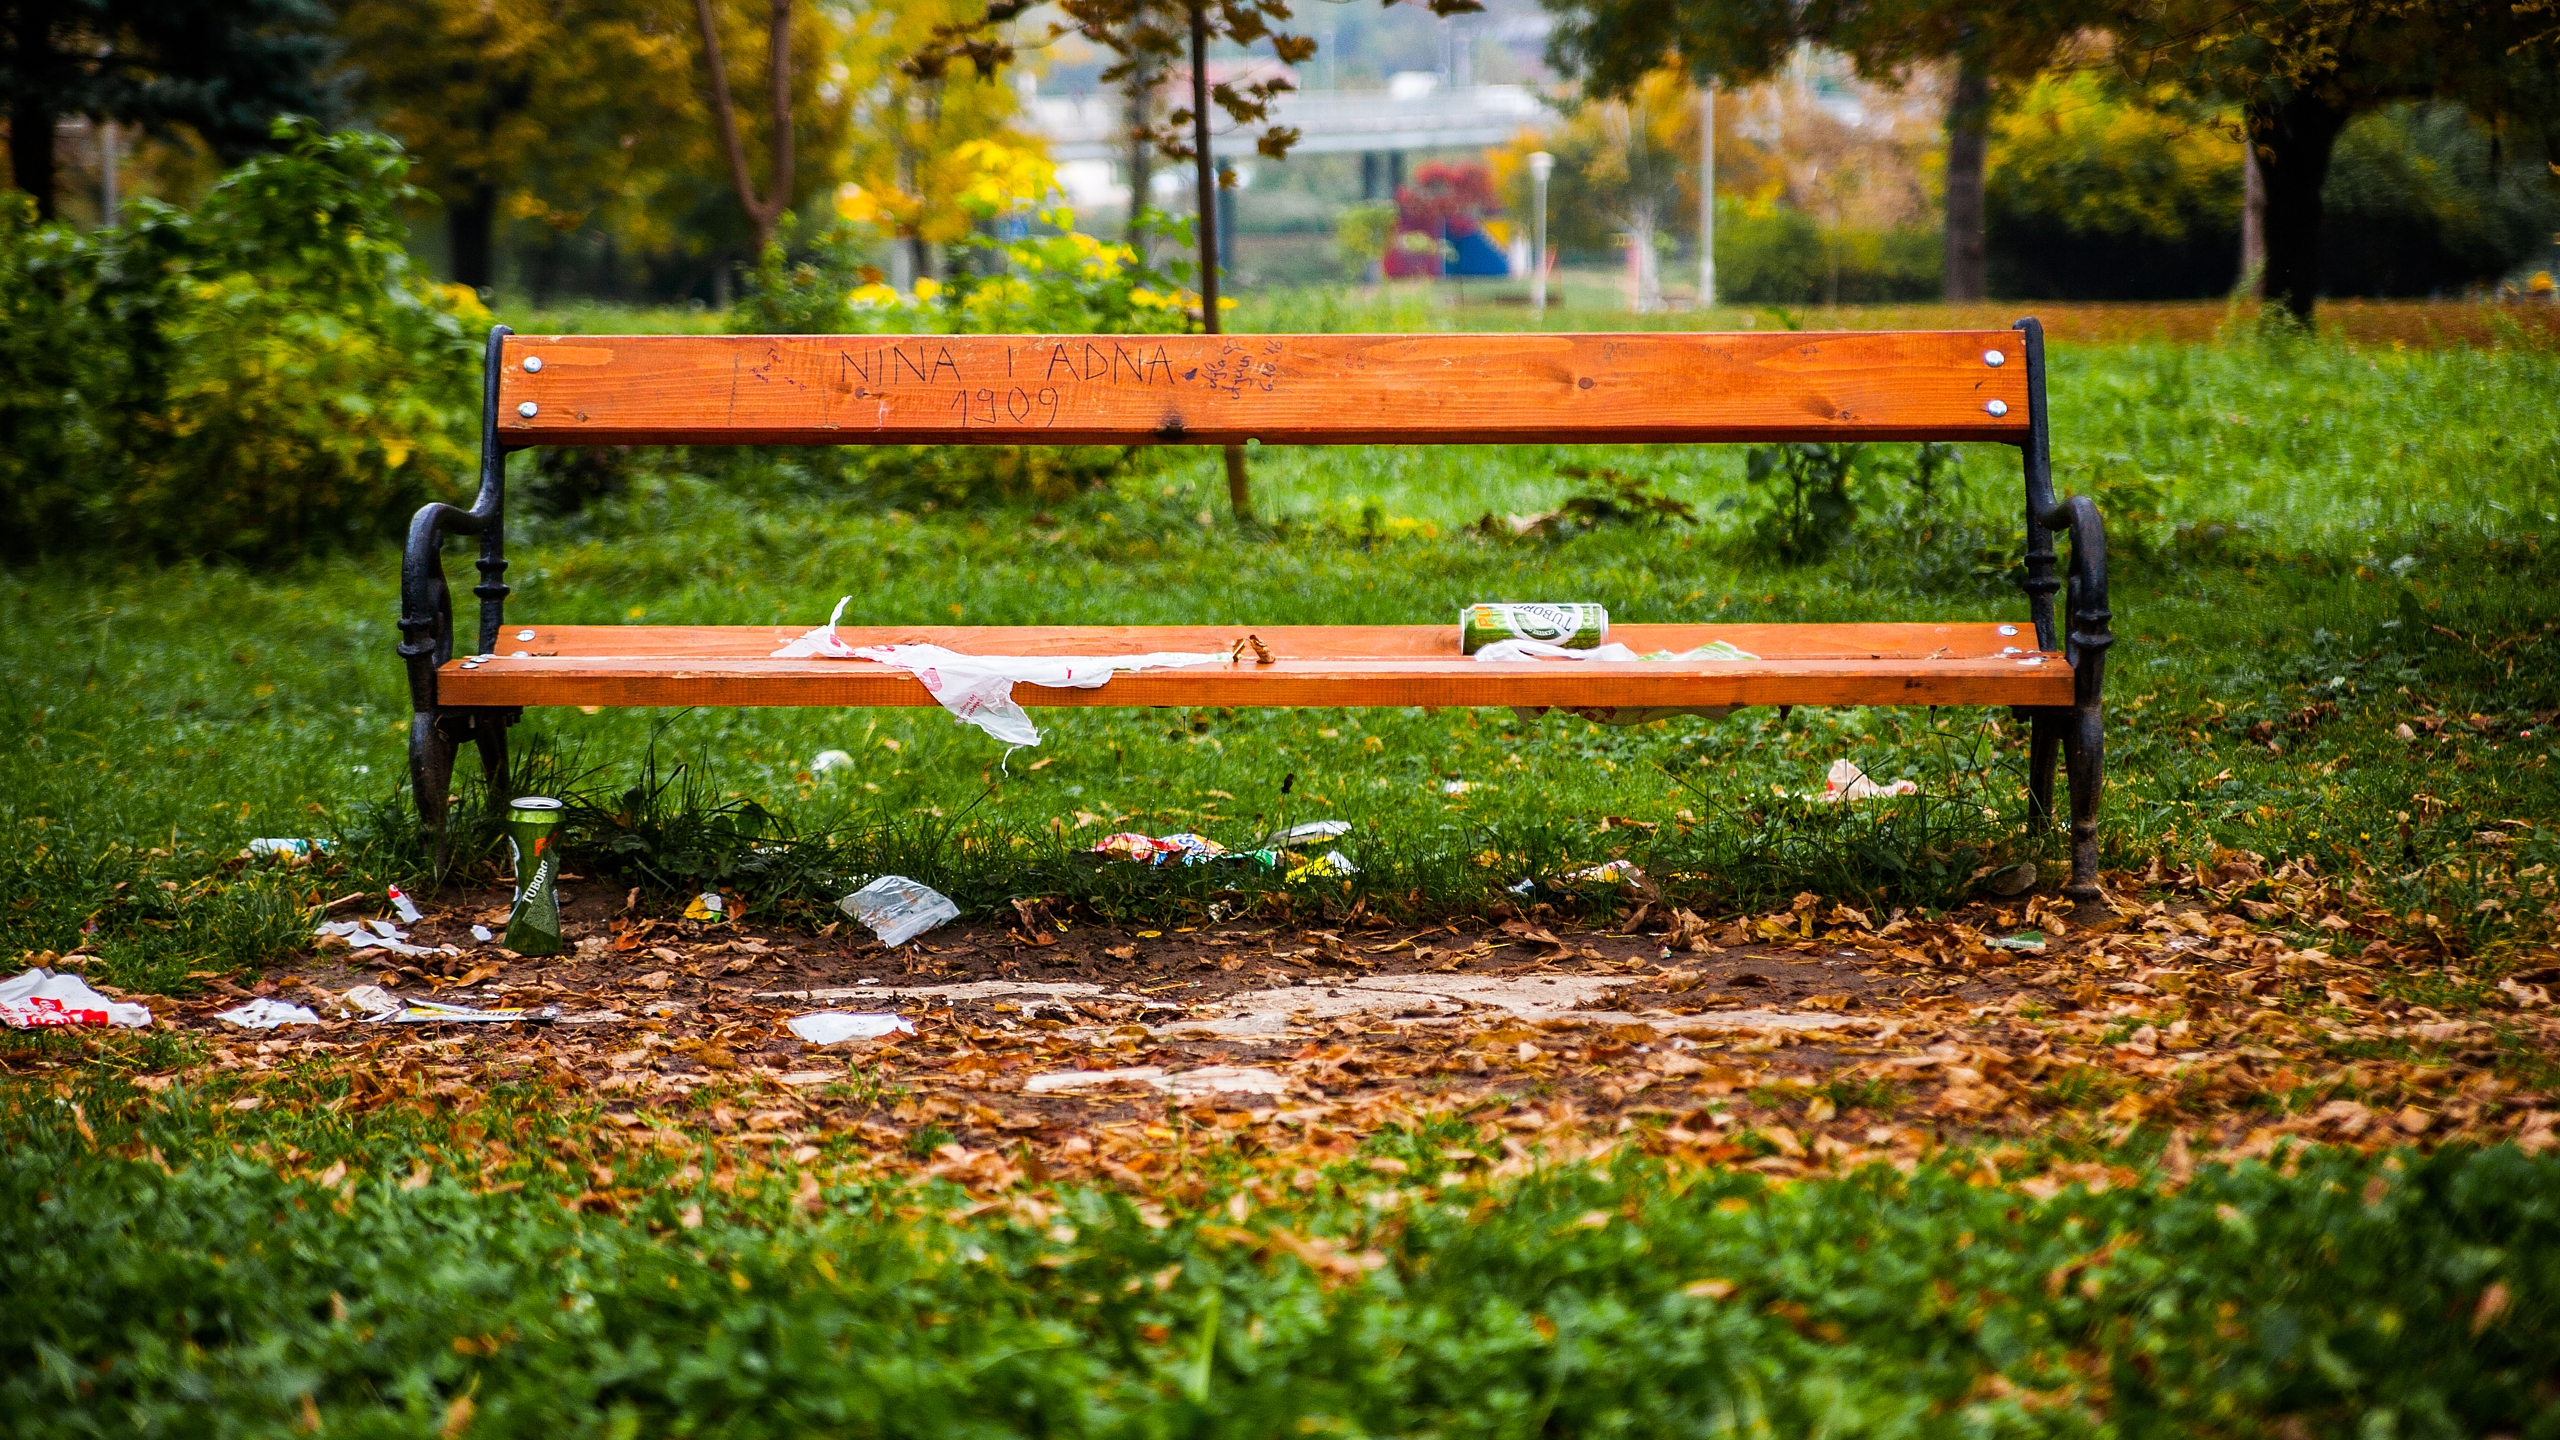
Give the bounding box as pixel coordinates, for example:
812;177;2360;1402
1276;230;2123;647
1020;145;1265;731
3;310;2557;992
4;1070;2557;1438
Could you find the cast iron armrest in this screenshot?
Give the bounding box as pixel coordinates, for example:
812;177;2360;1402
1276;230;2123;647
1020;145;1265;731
2040;491;2111;710
398;325;515;713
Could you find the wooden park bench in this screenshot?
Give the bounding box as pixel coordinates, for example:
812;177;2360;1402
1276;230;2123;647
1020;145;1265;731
401;322;2113;896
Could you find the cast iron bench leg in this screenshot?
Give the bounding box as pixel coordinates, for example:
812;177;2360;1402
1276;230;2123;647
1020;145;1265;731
2027;712;2060;828
2015;318;2112;902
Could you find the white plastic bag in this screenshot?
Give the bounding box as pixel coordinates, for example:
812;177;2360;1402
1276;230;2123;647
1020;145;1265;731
0;968;151;1029
839;875;959;947
774;597;1228;746
214;998;321;1029
787;1012;916;1045
1817;759;1919;802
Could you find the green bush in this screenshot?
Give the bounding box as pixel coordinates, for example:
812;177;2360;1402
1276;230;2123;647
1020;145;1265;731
0;122;485;564
1334;200;1396;282
2322;102;2560;296
1985;74;2243;300
1715;199;1940;305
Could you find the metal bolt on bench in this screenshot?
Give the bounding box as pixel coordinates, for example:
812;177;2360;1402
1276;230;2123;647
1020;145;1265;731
402;321;2112;894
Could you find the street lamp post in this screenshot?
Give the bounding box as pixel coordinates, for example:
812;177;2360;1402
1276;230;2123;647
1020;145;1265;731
1528;150;1554;319
1698;83;1716;310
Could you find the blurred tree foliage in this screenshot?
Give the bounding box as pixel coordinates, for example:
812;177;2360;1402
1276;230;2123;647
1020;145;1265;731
1542;0;2113;301
1493;74;1937;305
0;122;483;562
0;0;342;220
1983;76;2559;299
2116;0;2560;318
832;0;1032;287
2320;102;2560;296
334;0;854;297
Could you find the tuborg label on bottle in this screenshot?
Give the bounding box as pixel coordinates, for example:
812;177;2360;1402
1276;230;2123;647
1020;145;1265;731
1459;602;1609;655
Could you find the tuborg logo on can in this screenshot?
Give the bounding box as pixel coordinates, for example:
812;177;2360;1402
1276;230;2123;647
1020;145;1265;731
503;796;565;957
1459;602;1609;655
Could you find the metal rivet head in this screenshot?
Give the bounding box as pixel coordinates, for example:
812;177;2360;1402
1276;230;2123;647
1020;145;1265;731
517;401;539;418
515;628;536;641
1985;399;2009;418
1984;349;2005;367
522;355;543;373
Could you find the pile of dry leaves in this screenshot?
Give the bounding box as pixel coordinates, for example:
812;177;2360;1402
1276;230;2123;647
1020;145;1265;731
13;850;2556;1200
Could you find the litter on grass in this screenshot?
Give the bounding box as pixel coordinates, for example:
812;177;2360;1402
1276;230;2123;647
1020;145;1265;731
471;925;494;943
787;1012;917;1045
774;597;1229;745
1090;832;1279;868
314;919;460;960
684;891;727;921
243;838;331;860
810;748;855;774
839;875;959;947
1506;860;1652;898
214;998;321;1029
1986;930;2049;954
1258;820;1350;849
1287;850;1359;882
387;883;423;924
1816;759;1920;803
369;998;562;1025
330;985;402;1018
0;968;151;1029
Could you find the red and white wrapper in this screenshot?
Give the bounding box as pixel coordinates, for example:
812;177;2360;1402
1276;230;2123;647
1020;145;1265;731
0;968;152;1029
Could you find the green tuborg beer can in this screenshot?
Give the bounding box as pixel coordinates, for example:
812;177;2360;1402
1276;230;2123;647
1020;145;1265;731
503;796;566;957
1459;602;1609;655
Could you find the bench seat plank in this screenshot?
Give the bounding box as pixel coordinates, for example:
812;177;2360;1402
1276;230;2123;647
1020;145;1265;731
438;622;2071;710
495;332;2032;448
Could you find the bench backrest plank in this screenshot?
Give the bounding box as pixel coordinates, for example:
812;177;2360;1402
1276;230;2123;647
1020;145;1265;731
496;331;2030;448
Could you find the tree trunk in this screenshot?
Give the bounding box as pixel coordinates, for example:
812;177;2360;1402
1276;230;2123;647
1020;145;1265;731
1188;2;1251;523
1124;53;1153;245
448;181;498;292
11;92;57;222
1941;53;1989;302
695;0;795;254
2238;142;2265;294
2249;87;2350;323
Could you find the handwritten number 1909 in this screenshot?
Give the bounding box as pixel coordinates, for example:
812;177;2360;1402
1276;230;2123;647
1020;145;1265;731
951;386;1060;427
